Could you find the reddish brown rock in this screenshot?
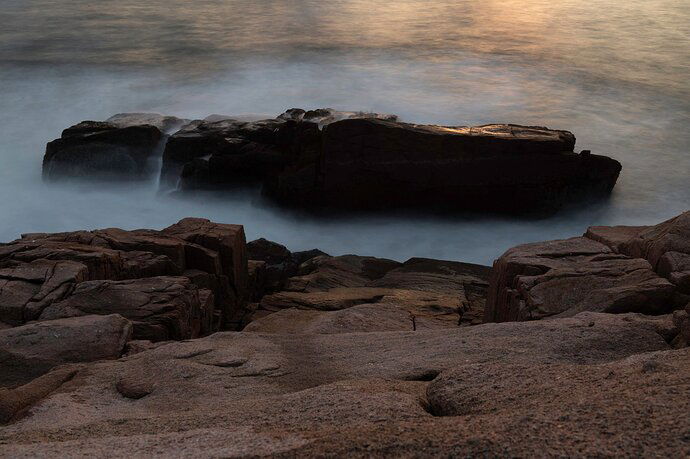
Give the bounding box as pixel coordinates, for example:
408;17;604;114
0;218;249;331
0;313;682;457
284;255;401;292
250;256;490;330
587;211;690;293
485;237;675;322
0;259;88;325
39;277;214;341
0;314;131;387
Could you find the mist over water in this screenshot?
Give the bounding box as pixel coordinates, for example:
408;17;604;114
1;0;688;264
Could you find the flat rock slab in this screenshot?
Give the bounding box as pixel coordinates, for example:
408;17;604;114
0;313;680;456
0;314;131;387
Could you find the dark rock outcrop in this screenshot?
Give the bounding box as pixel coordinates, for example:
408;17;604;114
272;119;620;214
45;108;620;215
42;113;187;182
43;121;163;181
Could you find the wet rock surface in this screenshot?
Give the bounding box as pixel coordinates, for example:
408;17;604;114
1;212;689;456
43;108;622;214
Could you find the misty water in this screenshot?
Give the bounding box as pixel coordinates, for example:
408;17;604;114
1;0;688;264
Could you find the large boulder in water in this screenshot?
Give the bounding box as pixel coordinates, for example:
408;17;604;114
42;113;186;182
270;119;621;214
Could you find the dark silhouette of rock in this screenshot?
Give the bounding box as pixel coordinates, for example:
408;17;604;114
43;121;164;181
285;119;619;213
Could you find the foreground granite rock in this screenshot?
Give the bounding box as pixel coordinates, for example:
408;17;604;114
44;108;621;214
0;218;248;329
485;212;690;322
0;313;686;456
0;314;131;387
1;212;689;456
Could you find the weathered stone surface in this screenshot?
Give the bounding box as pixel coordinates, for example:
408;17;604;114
0;314;131;387
0;313;681;457
39;277;214;341
284;254;402;292
0;365;82;424
43;121;163;181
0;259;87;325
484;237;676;322
587;211;690;293
0;218;248;331
250;255;491;330
245;302;454;333
163;218;248;326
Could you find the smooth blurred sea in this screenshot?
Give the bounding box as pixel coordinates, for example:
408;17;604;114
0;0;688;263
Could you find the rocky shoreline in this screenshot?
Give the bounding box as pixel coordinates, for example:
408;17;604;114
1;211;688;456
42;109;622;215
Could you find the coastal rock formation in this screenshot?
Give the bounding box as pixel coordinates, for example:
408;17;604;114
0;313;685;456
250;255;490;330
587;211;690;293
0;314;131;387
272;119;620;214
0;218;248;330
39;277;214;341
1;213;689;456
484;212;690;322
43;109;621;214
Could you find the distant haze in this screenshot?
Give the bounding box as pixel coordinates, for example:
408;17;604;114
0;0;688;264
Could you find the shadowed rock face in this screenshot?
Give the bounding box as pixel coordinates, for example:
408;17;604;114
43;122;163;181
0;218;248;330
43;109;621;215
